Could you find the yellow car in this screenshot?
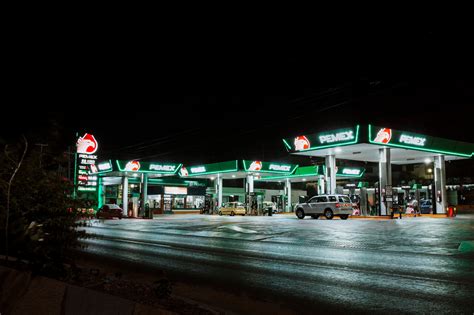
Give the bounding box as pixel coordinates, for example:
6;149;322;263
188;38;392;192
218;202;246;216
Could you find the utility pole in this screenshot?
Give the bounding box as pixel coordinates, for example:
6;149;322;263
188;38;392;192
64;146;75;181
35;143;49;168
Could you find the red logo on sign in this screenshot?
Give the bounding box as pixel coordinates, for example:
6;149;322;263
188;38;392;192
374;128;392;144
180;167;189;176
294;136;310;150
249;161;262;171
125;160;141;171
77;133;98;154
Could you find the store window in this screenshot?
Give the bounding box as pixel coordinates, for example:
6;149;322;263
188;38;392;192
173;195;186;209
186;195;204;209
147;194;162;209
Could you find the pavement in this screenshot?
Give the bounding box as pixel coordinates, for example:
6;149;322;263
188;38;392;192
79;213;474;314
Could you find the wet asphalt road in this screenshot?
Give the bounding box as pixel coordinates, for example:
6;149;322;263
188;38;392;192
80;214;474;314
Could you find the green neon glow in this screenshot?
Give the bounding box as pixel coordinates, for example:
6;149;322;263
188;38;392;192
116;160;182;174
337;168;366;178
180;160;239;177
242;160;297;174
97;177;103;209
90;159;114;175
282;139;292;151
288;125;360;153
368;124;473;158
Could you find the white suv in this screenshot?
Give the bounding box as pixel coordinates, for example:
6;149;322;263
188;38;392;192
294;194;353;220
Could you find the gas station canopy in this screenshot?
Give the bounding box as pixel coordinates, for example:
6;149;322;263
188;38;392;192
178;160;299;179
284;124;474;164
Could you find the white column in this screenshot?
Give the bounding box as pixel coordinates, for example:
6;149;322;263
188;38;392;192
216;174;223;208
285;178;292;212
325;155;336;194
141;174;148;217
246;174;254;193
122;176;128;217
378;148;392;215
317;175;325;195
246;174;254;213
435;155;447;214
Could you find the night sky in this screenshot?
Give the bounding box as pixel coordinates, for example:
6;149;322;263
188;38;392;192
2;29;473;168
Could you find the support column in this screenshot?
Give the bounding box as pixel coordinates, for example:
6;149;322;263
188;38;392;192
216;174;223;210
141;174;148;218
122;176;128;217
434;155;447;214
325;155;336;194
285;178;292;212
318;175;325;195
246;174;255;214
378;148;392;215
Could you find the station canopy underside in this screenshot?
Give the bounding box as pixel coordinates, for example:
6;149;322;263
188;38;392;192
292;143;467;165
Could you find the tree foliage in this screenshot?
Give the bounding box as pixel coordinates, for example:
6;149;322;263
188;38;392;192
0;138;89;276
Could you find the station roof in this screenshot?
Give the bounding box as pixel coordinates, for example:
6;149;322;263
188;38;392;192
89;160;182;178
179;160;299;180
283;124;474;164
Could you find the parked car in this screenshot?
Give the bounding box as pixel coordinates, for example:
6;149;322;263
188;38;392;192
218;202;246;216
419;199;433;214
294;194;353;220
96;204;123;219
262;201;278;214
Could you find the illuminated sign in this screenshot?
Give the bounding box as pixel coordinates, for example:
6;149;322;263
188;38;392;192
164;186;188;195
125;160;141;171
180;167;189;176
341;168;361;175
283;126;360;152
336;167;365;177
179;161;239;177
190;166;206;173
243;160;297;174
149;164;176;171
76;133;98;192
373;128;392;144
116;161;181;174
98;161;112;171
77;186;97;192
399;134;426;146
77;133;98;154
319;131;354;144
248;161;262;171
269;164;291;172
294;136;310;151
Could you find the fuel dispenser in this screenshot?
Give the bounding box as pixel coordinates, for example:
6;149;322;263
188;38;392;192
246;192;257;215
358;182;369;216
272;195;284;212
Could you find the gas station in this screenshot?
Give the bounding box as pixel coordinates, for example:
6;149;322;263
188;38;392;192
178;160;298;214
85;124;473;218
282;124;474;215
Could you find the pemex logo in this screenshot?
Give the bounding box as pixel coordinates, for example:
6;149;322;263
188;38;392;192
180;166;189;176
125;160;141;171
294;136;310;151
77;133;98;154
249;161;262;171
374;128;392;144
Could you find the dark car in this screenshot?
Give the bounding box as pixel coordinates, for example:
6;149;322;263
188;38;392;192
419;199;433;214
96;204;123;219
